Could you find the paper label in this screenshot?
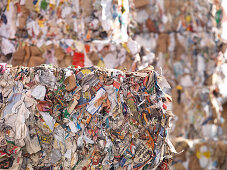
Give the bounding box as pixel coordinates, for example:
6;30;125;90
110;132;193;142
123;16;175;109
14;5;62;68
86;88;106;115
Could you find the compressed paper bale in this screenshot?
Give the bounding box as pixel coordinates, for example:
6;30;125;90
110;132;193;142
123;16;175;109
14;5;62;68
132;0;225;143
1;0;135;69
0;64;175;169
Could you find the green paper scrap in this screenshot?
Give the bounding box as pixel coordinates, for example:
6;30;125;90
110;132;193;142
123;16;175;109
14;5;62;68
41;0;48;10
215;9;222;25
6;140;16;146
63;109;70;119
